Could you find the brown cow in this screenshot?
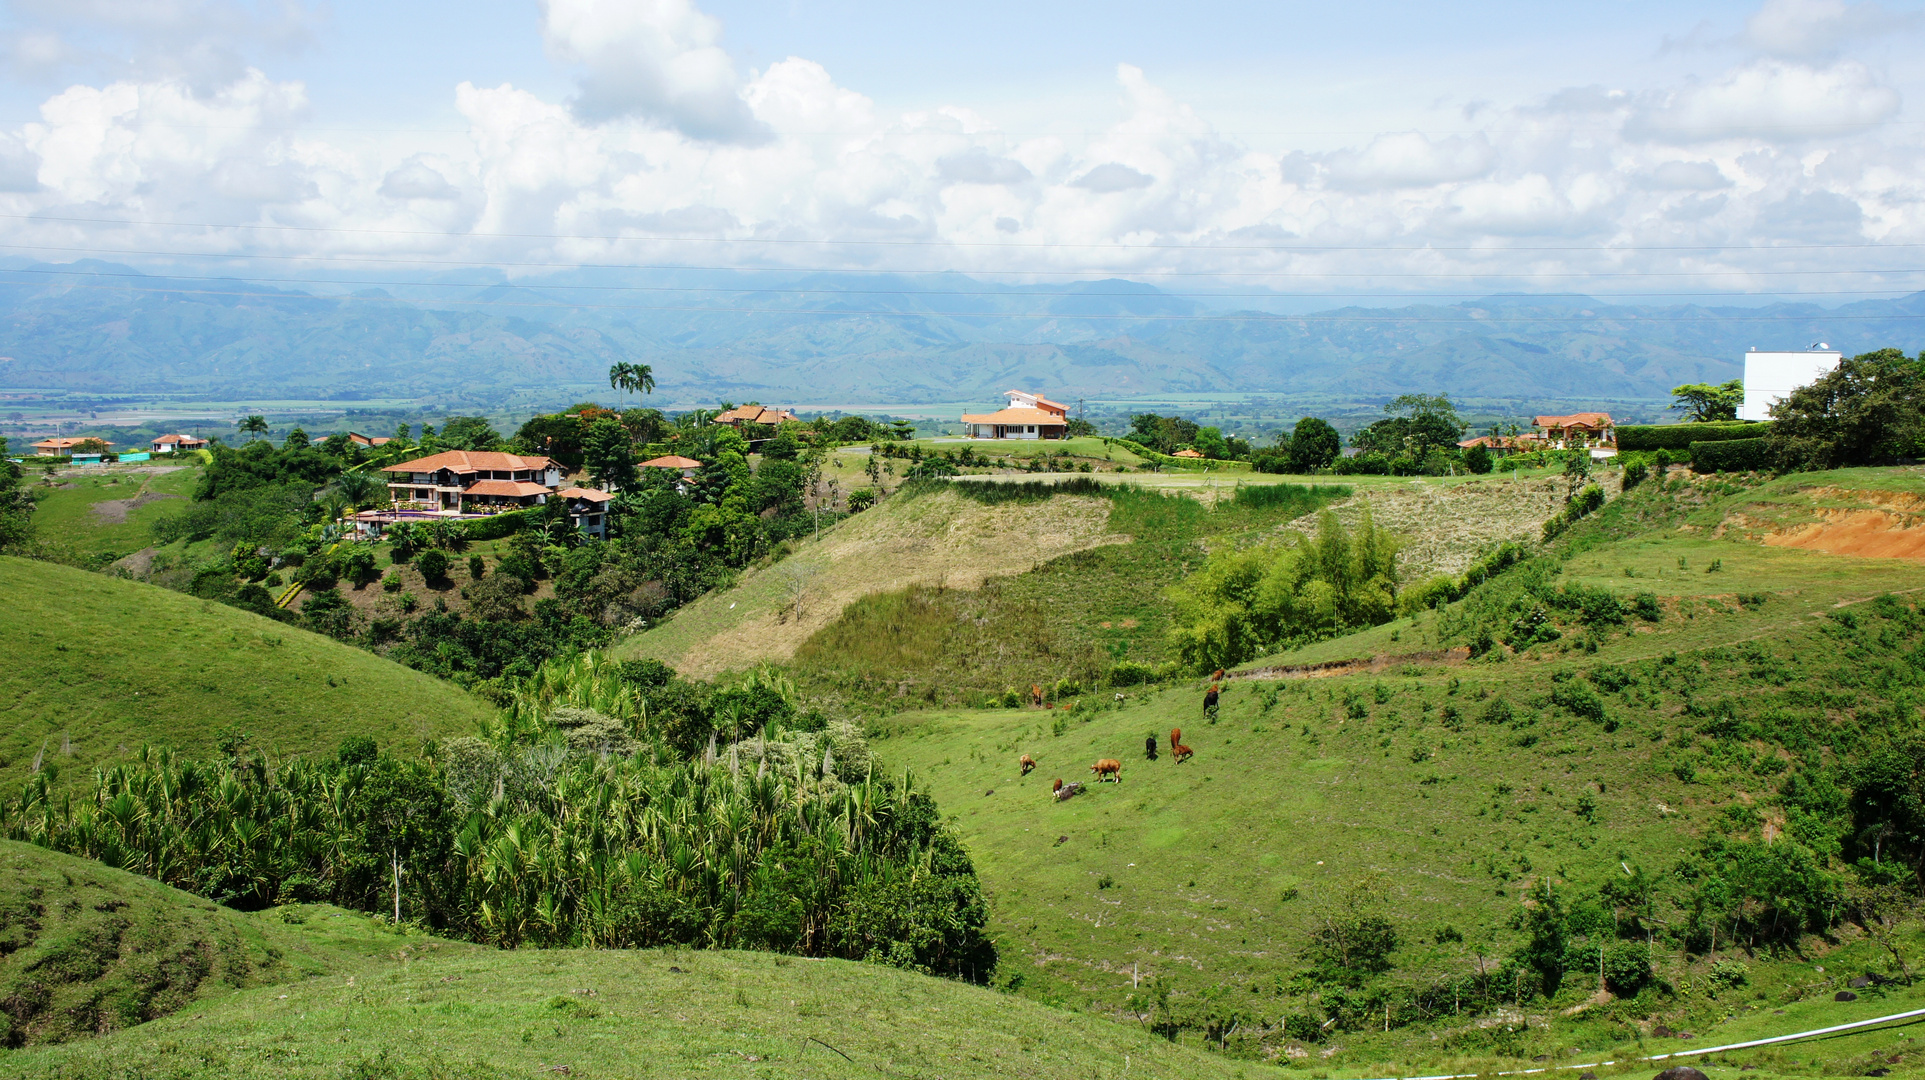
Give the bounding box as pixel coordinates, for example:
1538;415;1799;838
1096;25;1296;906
1030;683;1044;708
1211;668;1224;682
1090;758;1123;782
1170;727;1182;751
1052;777;1062;795
1173;742;1194;763
1020;754;1036;776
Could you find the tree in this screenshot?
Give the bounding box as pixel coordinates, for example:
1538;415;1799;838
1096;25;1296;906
889;419;916;441
1352;395;1464;458
1287;417;1341;472
1464;443;1493;475
415;548;451;583
239;415;269;443
0;455;33;550
514;414;589;472
284;427;310;450
584;416;637;492
608;362;657;407
439;416;502;451
1765;349;1925;473
1670;379;1744;422
1192;426;1229;459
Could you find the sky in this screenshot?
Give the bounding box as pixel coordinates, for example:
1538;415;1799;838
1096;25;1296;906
0;0;1920;304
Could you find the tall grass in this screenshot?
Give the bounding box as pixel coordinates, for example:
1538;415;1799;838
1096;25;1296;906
1231;481;1352;512
903;477;1123;504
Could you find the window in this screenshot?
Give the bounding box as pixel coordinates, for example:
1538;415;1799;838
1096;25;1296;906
1026;425;1035;433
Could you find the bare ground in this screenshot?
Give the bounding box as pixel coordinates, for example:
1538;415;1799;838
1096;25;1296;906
90;490;182;525
620;487;1123;678
1718;486;1925;561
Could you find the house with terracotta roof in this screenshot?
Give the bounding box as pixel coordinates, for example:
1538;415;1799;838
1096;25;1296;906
1456;434;1539;457
379;450;563;511
151;433;209;454
1533;412;1615;449
31;436;109;455
713;405;799;433
1172;448;1205;459
347;431;392;447
558;487;613;539
960;390;1070;440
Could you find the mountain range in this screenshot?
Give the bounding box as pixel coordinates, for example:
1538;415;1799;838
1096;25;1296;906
3;260;1921;406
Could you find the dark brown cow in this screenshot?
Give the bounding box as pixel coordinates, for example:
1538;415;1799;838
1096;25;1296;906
1020;754;1036;776
1203;683;1220;718
1090;758;1123;782
1172;742;1194;763
1144;734;1158;760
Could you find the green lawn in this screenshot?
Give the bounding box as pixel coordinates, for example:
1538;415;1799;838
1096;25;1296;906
0;556;496;783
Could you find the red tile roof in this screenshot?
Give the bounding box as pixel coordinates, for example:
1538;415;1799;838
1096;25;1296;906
1172;448;1205;458
462;480;552;498
380;451;553;474
32;437;109;451
558;487;614;502
1534;412;1614;429
151;433;208;446
639;455;703;469
714;405;798;426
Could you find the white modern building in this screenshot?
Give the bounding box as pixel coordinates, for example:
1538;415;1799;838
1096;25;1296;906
1739;345;1842;422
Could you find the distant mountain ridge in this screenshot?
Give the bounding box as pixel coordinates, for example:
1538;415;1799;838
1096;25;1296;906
3;260;1920;405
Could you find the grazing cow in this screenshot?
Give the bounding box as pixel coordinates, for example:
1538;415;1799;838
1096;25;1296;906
1170;727;1182;752
1052;777;1062;795
1020;754;1036;776
1173;742;1194;763
1203;683;1220;719
1211;668;1224;682
1030;684;1044;708
1090;758;1123;783
1144;734;1158;761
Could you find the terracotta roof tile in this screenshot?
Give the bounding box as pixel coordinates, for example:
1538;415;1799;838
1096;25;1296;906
462;480;552;497
381;451;553;473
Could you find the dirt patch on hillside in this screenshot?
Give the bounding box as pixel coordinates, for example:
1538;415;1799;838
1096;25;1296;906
1722;488;1925;560
1276;478;1570;580
90;491;181;525
111;546;159;577
1234;646;1473;681
627;488;1122;678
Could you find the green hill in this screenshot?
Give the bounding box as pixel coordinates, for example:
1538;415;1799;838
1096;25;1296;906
0;842;1280;1080
0;556;496;782
0;840;440;1047
863;467;1925;1067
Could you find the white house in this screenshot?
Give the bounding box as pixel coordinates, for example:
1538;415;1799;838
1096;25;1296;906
379;450;564;511
1740;346;1842;422
960;390;1070;440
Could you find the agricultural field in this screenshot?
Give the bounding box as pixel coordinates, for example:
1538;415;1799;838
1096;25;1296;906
0;556;496;783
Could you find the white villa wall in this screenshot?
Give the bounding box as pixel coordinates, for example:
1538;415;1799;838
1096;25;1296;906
1740;349;1841;422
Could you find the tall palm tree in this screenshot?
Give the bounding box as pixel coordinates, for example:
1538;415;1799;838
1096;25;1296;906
607;362;656;408
239;415;268;443
607;363;632;408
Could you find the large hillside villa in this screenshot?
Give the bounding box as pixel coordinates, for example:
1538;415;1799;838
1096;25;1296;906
380;450;564;511
713;405;799;432
961;390;1070;440
1532;412;1615;449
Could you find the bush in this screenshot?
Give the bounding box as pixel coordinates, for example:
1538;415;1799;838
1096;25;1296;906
1690;437;1770;474
1617;422;1770;452
1603;942;1653;995
459;509;533;541
468;555;485;579
416;548;452;582
1622;461;1648;489
847;487;877;512
382;570;403;593
1464;444;1493;474
1542;484;1606;541
1108;659;1155;687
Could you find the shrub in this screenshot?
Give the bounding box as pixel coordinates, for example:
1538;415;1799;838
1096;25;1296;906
1690;437;1770;473
1552;681;1607;723
1622;461;1648;489
339;546;378;586
847;487;877;512
1398;574;1456;616
1617;422;1771;452
416;548;451;582
1631;592;1662;621
1603;942;1653;995
468;555;486;579
381;570;403;593
1464;443;1493;474
1108;659;1155;687
1542;484;1606;541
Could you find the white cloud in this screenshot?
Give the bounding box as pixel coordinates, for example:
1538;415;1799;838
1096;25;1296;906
1320;133;1495;191
1637;159;1733;190
540;0;764;142
1627;59;1899;143
1072;162;1154;192
380;158;459;200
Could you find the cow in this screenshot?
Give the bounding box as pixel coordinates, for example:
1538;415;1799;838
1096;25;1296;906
1030;684;1044;708
1090;758;1123;783
1020;754;1036;776
1144;733;1158;761
1203;683;1220;720
1172;742;1194;763
1211;668;1224;682
1170;727;1182;752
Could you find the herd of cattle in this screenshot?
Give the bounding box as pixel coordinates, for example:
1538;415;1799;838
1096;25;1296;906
1018;677;1221;803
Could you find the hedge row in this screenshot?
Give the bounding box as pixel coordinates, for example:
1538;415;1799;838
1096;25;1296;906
459;508;536;541
1616;421;1770;451
1690;437;1771;473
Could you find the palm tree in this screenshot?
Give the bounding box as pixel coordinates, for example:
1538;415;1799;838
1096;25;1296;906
239;415;268;443
607;362;657;408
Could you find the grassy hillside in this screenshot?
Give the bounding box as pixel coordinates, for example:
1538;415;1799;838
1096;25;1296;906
868;466;1925;1065
0;556;496;782
19;465;196;568
618;484;1124;678
0;841;438;1047
2;937;1283;1080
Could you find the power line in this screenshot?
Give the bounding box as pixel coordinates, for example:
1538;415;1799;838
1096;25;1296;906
6;210;1925;254
21;277;1925;321
1;263;1921;301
